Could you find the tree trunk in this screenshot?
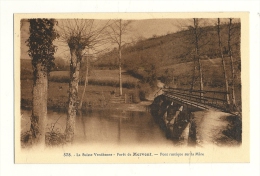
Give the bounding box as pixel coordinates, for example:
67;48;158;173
228;18;237;111
119;47;122;96
193;18;203;98
30;62;48;145
217;18;230;109
190;56;196;91
79;54;89;110
65;48;81;142
119;19;123;96
198;56;203;98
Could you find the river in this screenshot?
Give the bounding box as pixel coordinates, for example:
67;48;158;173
21;109;178;147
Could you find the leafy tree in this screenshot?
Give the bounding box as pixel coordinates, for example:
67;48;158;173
26;18;59;145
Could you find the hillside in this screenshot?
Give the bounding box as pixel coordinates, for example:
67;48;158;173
20;21;241;107
95;23;241;84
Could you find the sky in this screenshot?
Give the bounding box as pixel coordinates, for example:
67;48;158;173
20;19;181;60
20;18;239;61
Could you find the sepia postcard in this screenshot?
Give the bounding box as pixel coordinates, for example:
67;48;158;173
15;12;250;163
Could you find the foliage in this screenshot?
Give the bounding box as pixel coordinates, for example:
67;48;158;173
20;130;33;148
137;83;152;101
26;19;59;77
45;117;66;147
159;69;174;85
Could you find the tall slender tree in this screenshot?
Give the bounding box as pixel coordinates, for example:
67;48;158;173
191;18;204;98
217;18;230;109
107;19;131;96
228;18;237;111
174;19;211;93
78;49;90;110
26;19;59;145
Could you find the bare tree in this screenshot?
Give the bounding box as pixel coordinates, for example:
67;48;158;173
228;18;237;111
191;18;204;97
175;19;210;96
217;18;230;109
58;19;109;142
106;19;131;96
78;49;90;110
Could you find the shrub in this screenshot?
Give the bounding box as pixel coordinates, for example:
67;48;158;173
137;83;153;101
45;116;66;147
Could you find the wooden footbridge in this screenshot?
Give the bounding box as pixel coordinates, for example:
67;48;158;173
155;87;230;112
150;88;240;145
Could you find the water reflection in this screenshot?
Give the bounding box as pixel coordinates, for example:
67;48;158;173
21;109;177;147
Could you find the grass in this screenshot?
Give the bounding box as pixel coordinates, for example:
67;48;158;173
158;57;242;108
20;66;153;110
20;57;242;111
48;70;139;88
21;79;144;110
96;23;241;78
21;60;140;89
20;59;33;80
159;57;241;87
20;56;242;110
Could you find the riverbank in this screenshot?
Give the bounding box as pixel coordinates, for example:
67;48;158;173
107;101;152;112
21;100;152;113
21;79;155;111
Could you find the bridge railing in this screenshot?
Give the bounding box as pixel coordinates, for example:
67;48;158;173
162;88;229;111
